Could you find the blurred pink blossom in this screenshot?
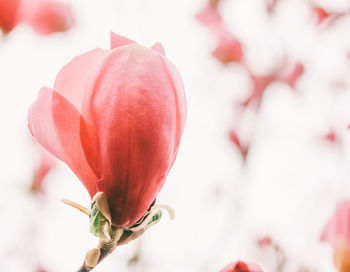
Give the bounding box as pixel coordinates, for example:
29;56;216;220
311;4;349;28
196;1;243;64
212;35;243;64
257;236;273;247
0;0;21;33
25;0;73;35
323;130;341;145
313;6;329;25
0;0;73;35
241;60;304;109
221;260;263;272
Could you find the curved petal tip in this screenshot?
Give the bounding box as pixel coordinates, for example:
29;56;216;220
110;32;135;49
151;43;165;56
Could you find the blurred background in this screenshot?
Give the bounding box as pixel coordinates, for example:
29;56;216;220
1;0;350;271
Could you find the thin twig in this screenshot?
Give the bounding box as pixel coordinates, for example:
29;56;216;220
76;229;134;272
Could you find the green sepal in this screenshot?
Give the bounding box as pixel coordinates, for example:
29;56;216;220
147;210;163;228
89;203;111;241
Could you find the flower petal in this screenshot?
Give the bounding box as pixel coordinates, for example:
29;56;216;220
110;32;135;49
54;48;107;112
88;46;186;226
28;87;98;195
151;43;165;56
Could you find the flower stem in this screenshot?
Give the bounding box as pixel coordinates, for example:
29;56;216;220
77;240;117;272
77;227;124;272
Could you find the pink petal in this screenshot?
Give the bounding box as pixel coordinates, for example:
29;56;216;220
28;87;98;195
151;42;165;56
110;31;135;49
54;48;109;182
88;46;186;226
54;48;107;112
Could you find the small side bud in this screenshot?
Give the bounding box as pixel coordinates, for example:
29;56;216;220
85;248;100;268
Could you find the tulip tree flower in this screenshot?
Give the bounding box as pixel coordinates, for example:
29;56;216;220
28;32;186;271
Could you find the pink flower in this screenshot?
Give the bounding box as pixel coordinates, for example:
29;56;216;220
313;6;329;25
221;261;263;272
0;0;21;33
321;130;342;147
26;0;73;35
311;4;348;28
257;237;272;247
241;59;303;109
195;2;243;64
28;32;186;227
0;0;73;35
212;35;243;64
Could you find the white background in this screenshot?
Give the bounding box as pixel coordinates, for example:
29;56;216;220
1;0;350;271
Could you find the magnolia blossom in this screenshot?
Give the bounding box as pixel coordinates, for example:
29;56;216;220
221;260;263;272
195;1;243;64
0;0;73;35
311;4;348;28
0;0;21;33
26;0;73;35
28;32;186;227
241;60;304;109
